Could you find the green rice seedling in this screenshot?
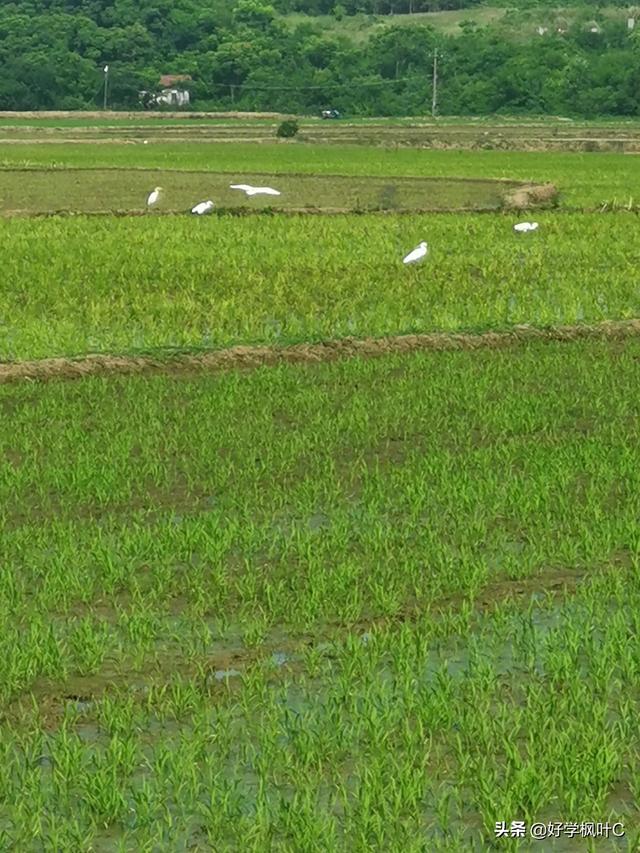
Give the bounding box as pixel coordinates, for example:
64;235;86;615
78;762;128;828
301;643;329;679
0;212;640;360
104;732;139;779
199;775;247;839
625;828;640;852
1;336;640;845
128;778;165;830
95;693;141;739
274;787;339;851
241;617;269;649
68;616;112;676
50;727;86;798
162;680;203;720
117;605;161;652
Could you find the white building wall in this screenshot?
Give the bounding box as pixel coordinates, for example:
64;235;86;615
155;88;190;107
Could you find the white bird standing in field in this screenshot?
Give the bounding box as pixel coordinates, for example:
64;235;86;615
191;200;215;215
230;184;281;197
403;241;428;265
513;221;539;233
147;187;162;208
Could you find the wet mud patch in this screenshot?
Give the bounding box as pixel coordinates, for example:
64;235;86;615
2;557;625;733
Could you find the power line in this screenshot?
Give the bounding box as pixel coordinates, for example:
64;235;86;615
88;59;438;107
103;64;109;110
431;48;438;117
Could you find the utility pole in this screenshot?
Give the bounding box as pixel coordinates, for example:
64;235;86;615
103;65;109;110
431;49;438;118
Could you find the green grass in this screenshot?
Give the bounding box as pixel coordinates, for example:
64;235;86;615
0;168;513;215
0;211;636;361
0;142;636;207
280;6;637;41
281;7;507;41
0;338;639;848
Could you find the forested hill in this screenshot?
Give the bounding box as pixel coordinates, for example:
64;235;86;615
1;0;640;116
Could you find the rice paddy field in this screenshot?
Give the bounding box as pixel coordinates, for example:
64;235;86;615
1;138;638;208
2;116;640;850
0;170;517;216
0;213;637;361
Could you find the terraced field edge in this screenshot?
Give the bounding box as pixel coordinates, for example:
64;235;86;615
2;318;639;384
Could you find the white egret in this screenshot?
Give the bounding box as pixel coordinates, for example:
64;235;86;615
230;184;281;197
403;241;428;265
147;187;162;208
191;200;215;215
513;221;539;233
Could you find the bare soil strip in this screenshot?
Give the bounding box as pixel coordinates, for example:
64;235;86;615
0;166;524;185
0;206;512;218
2;318;639;385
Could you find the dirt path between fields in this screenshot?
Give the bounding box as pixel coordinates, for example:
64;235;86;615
0;110;288;120
1;318;639;385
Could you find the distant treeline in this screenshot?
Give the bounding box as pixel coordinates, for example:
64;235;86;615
1;0;640;116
